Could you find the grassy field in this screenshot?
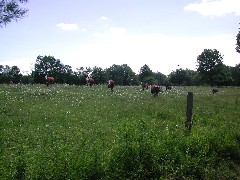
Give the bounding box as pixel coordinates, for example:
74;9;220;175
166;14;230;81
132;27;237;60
0;84;239;179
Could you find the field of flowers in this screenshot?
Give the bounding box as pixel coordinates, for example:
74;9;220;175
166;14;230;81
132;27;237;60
0;84;239;179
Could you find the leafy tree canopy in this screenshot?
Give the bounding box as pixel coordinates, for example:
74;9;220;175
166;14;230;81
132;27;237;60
0;0;28;27
105;64;137;85
213;64;233;87
197;49;223;73
236;24;240;53
197;49;223;86
0;65;22;83
138;64;154;84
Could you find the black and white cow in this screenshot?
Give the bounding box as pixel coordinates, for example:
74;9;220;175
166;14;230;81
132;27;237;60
212;88;218;94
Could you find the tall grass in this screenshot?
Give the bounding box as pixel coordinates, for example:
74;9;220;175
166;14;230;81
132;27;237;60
0;84;239;179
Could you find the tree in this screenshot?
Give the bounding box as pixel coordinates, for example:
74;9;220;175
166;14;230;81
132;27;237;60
59;65;73;84
230;64;240;86
120;64;138;86
0;65;4;74
154;72;167;86
0;65;22;83
33;55;64;83
236;25;240;53
169;68;193;86
0;0;28;27
20;74;33;84
184;69;198;86
105;64;137;85
0;65;10;83
91;66;106;85
9;65;22;83
196;49;223;86
212;64;232;87
138;64;155;84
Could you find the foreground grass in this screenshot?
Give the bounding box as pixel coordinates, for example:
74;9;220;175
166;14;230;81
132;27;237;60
0;84;239;179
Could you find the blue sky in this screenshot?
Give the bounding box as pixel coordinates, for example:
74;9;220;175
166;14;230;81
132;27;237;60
0;0;239;75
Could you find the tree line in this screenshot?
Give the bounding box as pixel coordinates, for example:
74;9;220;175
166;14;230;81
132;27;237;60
0;49;239;87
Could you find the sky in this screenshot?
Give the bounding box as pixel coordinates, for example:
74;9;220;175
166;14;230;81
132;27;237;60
0;0;239;75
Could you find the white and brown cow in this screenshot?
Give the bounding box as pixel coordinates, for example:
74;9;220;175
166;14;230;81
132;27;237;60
86;77;94;87
108;79;115;91
45;75;55;86
151;84;162;97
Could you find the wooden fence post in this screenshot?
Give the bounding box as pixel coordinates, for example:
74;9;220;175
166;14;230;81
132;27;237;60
185;92;193;130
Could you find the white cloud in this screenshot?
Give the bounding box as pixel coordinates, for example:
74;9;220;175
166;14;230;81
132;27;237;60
60;27;239;75
93;27;127;39
109;27;127;36
100;16;108;20
184;0;240;16
3;28;238;76
56;23;79;31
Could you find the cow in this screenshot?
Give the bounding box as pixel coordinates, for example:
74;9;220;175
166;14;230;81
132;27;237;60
151;84;162;97
108;79;115;91
8;80;13;85
141;82;148;91
166;85;172;90
86;77;94;87
45;75;55;86
212;88;218;94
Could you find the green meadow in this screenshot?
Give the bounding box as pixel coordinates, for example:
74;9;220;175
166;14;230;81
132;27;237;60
0;84;239;179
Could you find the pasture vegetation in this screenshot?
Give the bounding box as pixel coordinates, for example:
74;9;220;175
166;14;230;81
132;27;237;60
0;84;239;179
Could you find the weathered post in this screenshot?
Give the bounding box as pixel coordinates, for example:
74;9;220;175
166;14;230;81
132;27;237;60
185;92;193;130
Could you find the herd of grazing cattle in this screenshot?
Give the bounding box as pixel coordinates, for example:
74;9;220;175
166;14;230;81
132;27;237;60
8;75;219;97
44;74;167;96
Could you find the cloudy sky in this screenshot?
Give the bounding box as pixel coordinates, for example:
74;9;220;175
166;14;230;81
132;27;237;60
0;0;239;75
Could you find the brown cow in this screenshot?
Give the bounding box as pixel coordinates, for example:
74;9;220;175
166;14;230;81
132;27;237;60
86;77;94;87
151;84;161;97
108;79;115;91
45;75;55;86
141;82;148;91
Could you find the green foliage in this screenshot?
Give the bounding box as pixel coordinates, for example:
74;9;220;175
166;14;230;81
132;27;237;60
230;64;240;86
0;65;22;83
197;49;223;86
0;84;240;179
154;71;168;86
92;66;107;84
105;64;138;85
236;25;240;53
0;0;29;27
213;64;233;86
138;64;155;84
169;68;197;86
